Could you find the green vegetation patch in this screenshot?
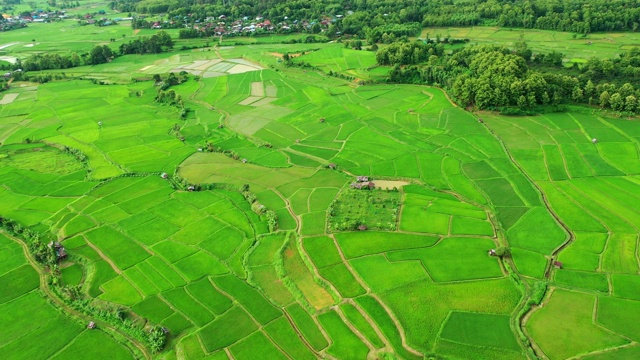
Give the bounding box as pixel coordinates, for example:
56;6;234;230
318;263;365;298
597;297;640;342
264;316;317;360
318;310;370;359
0;265;40;304
440;312;521;351
199;306;258;352
212;275;282;325
328;188;401;232
527;289;627;360
229;330;288;360
286;304;328;351
336;232;438;259
303;236;342;268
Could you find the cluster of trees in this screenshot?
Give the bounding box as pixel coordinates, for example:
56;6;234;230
15;31;174;75
119;30;173;54
364;23;422;44
376;41;444;65
420;0;640;34
384;41;640;114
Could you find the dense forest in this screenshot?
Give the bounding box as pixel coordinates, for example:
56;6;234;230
380;40;640;114
109;0;640;34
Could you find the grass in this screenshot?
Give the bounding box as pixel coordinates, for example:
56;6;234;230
186;278;233;315
506;207;567;255
356;295;423;360
328;188;401;232
421;27;640;63
597;297;640;342
351;254;429;292
439;312;521;351
611;274;640;301
303;236;342;269
282;237;335;309
335;232;439;259
285;304;328;351
0;265;40;304
263;316;317;360
229;331;288;360
318;263;365;298
386;237;503;282
318;310;370;359
162;287;215;327
382;278;522;352
199;306;258;352
527;289;628;359
554;270;609;292
340;303;386;349
212;275;282;325
1;27;640;359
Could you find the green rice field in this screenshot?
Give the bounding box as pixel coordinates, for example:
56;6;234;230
1;18;639;360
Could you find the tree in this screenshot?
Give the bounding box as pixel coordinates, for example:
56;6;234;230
609;92;624;111
70;52;81;67
571;86;584;103
599;91;610;108
625;95;637;112
89;46;106;65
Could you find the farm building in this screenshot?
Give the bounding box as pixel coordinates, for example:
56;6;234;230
351;181;375;190
553;261;563;269
48;241;67;261
356;176;369;182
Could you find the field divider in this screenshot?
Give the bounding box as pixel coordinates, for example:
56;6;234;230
369;293;423;357
2;229;151;359
345;298;394;353
295;234;340;303
333;304;378;354
281;309;324;357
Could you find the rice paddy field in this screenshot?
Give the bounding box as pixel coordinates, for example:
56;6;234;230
421;27;640;63
1;19;640;360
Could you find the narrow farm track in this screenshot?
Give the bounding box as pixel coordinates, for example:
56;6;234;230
479;118;578;358
4;231;151;360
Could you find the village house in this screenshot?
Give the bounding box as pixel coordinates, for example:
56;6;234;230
48;241;67;261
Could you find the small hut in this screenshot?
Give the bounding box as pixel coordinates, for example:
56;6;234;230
553;261;563;269
48;241;67;261
160;173;168;179
187;185;195;191
357;224;367;231
592;138;598;144
488;249;497;257
478;118;484;123
356;176;369;182
327;163;337;170
87;321;96;329
241;158;248;163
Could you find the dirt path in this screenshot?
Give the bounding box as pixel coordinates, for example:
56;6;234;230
479;117;575;358
5;231;150;359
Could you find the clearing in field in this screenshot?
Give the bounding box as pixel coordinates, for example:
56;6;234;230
0;93;19;105
328;187;401;232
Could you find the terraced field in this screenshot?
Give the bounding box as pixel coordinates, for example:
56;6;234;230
0;37;639;360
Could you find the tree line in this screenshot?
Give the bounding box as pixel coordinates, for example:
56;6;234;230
382;41;640;114
13;31;174;72
107;0;640;36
